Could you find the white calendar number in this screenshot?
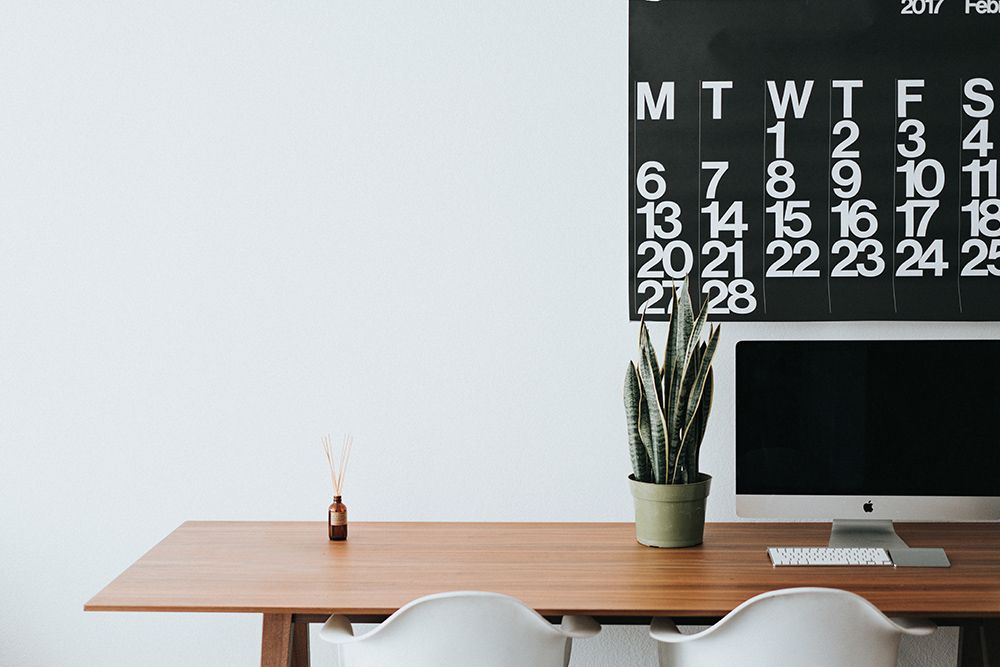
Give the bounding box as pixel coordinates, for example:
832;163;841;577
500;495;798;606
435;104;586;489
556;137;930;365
636;240;694;279
896;200;939;237
702;201;747;238
702;161;730;199
963;120;994;158
897;159;945;198
831;239;886;277
831;120;860;158
637;201;682;240
896;239;948;277
832;159;863;199
897;119;927;158
766;200;811;238
962;159;998;198
701;240;744;278
703;279;757;315
766;240;821;277
765;160;797;198
637;161;667;200
961;239;1000;277
833;199;878;238
766;122;786;159
900;0;944;14
637;280;675;315
964;199;1000;237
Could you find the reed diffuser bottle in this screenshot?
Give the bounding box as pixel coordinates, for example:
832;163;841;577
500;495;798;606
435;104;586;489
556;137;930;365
323;434;352;541
328;495;347;541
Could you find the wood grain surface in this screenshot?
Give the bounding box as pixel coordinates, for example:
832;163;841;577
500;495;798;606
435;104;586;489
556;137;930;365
84;521;1000;618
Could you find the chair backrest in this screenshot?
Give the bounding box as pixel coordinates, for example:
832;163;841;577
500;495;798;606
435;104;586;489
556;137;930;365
336;591;573;667
654;587;927;667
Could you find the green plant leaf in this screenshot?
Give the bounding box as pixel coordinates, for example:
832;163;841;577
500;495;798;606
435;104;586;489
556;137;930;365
684;344;712;479
636;338;667;484
671;324;721;483
638;379;653;463
639;321;661;389
687;364;714;477
625;361;652;482
684;325;720;427
634;348;655;479
663;279;696;479
667;291;713;471
664;279;694;397
684;290;712;367
680;341;704;483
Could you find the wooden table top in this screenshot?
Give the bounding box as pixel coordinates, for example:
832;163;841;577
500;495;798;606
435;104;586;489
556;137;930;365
85;521;1000;618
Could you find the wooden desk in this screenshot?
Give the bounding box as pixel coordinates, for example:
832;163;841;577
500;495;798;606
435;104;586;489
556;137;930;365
85;521;1000;666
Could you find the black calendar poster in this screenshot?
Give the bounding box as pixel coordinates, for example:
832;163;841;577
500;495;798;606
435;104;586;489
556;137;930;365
629;0;1000;321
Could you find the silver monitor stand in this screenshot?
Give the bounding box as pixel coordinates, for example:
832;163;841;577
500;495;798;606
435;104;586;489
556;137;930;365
828;520;951;566
827;520;909;549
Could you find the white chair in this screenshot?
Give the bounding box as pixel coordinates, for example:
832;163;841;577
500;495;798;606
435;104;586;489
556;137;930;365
649;587;935;667
319;590;601;667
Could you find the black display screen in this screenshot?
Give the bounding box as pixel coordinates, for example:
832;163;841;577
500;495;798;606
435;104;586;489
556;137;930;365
736;340;1000;496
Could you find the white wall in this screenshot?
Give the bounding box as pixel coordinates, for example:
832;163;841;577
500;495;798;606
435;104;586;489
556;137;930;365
0;1;988;665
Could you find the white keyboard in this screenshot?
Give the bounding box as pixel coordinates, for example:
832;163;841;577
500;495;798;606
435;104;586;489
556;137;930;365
767;546;893;567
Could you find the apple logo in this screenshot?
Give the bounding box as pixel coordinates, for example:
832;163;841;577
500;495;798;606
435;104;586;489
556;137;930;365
863;500;874;513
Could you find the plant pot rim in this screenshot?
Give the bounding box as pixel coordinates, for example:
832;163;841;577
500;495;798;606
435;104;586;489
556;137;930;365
628;472;712;486
628;473;712;502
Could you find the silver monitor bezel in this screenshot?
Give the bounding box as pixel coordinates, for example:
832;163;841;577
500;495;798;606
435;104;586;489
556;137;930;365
736;494;1000;521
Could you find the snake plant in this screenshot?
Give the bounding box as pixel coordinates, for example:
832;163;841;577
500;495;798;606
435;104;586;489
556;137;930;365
625;279;720;485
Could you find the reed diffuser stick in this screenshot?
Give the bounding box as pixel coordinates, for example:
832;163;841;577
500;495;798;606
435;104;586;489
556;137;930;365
323;434;353;496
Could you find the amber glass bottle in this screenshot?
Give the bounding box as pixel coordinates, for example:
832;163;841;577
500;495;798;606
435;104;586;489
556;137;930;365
328;496;348;541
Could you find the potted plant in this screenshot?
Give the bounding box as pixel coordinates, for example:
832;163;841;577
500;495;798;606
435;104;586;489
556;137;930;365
625;278;720;547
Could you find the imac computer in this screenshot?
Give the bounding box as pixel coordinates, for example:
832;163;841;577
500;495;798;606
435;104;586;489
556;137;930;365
736;339;1000;549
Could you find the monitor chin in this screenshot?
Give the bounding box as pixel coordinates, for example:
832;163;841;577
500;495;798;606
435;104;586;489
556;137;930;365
736;494;1000;523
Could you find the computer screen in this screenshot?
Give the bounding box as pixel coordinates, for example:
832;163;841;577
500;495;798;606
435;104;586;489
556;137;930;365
736;340;1000;522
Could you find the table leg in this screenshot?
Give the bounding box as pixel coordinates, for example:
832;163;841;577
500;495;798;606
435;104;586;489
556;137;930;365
292;619;311;667
261;614;294;667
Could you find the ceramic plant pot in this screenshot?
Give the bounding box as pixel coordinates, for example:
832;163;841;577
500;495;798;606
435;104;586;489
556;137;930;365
628;473;712;548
